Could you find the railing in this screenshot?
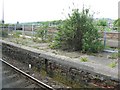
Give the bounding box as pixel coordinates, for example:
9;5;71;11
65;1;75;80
0;24;118;48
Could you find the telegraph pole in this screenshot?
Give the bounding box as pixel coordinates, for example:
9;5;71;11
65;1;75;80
0;1;4;89
2;0;4;31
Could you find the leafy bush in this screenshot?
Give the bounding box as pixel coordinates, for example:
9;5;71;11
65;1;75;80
0;30;8;38
97;19;107;27
105;27;111;32
113;18;120;31
51;8;103;53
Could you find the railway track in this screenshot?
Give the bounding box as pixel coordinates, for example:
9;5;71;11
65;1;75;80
0;59;54;89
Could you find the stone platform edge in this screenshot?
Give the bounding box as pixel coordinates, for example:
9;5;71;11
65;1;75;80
0;39;119;81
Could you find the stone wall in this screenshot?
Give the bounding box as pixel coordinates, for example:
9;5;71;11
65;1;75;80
2;42;119;88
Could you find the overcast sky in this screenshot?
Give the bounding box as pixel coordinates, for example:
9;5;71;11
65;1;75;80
0;0;119;23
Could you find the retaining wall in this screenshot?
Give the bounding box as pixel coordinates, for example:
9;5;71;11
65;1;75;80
1;40;119;88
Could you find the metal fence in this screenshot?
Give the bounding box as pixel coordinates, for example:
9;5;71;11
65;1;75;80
0;24;58;41
0;24;118;48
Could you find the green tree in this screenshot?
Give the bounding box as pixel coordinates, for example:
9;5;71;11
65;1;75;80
113;18;120;31
97;19;107;31
51;8;103;53
114;18;120;26
97;19;107;26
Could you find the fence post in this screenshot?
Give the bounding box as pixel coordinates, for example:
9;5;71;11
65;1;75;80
32;24;34;39
22;24;24;36
8;25;9;35
14;24;16;31
104;29;106;48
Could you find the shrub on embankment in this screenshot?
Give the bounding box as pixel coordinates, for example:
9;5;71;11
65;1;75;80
50;8;104;53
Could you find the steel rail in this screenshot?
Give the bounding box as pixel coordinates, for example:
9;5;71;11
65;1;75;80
0;58;55;90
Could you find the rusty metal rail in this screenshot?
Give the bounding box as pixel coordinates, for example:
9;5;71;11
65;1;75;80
0;58;55;90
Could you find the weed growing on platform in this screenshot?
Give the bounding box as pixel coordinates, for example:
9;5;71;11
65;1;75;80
108;62;117;68
80;57;88;62
108;53;119;59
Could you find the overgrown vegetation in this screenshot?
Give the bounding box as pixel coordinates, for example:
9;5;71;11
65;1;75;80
96;19;110;32
13;31;22;38
108;62;117;68
108;52;119;59
80;57;88;62
35;24;48;41
97;19;107;27
0;30;8;38
113;18;120;31
32;37;41;43
51;8;104;53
